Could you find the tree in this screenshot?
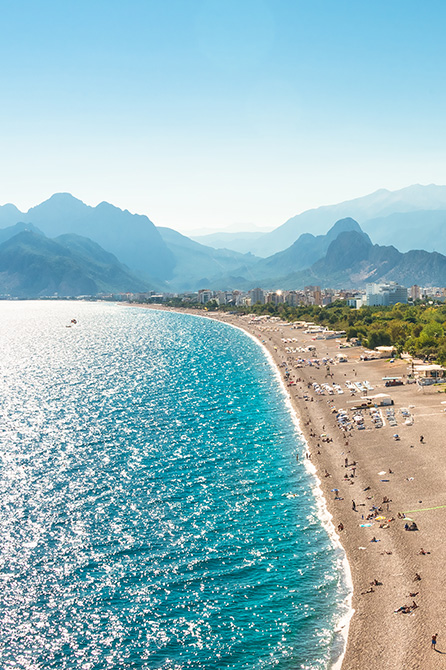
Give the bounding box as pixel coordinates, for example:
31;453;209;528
367;330;391;349
418;321;444;347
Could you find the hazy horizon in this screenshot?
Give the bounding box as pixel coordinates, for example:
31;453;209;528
2;182;445;238
2;1;446;232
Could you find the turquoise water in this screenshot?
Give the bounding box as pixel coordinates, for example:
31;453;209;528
0;302;347;669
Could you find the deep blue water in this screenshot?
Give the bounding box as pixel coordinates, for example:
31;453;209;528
0;302;348;669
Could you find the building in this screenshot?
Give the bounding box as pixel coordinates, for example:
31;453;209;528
266;291;285;306
198;289;213;304
304;286;322;306
374;345;397;358
364;393;394;406
249;287;265;305
233;291;245;307
323;330;346;339
413;364;446;384
347;294;366;309
409;285;421;301
285;291;301;307
215;291;229;305
366;282;407;306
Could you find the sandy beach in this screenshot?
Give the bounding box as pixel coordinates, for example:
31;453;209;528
137;304;446;669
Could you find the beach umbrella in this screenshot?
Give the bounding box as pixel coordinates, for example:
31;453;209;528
331;488;339;492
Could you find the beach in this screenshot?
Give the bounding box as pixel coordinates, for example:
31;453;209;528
141;305;446;669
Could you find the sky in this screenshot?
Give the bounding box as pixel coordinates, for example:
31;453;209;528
1;0;446;233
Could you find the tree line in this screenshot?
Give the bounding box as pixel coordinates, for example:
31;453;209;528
165;298;446;364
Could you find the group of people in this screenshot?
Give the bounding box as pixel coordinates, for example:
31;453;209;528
280;330;441;655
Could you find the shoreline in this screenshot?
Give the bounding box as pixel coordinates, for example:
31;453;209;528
209;309;354;669
131;304;444;668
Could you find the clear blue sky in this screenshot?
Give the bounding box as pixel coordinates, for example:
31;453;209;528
1;0;445;232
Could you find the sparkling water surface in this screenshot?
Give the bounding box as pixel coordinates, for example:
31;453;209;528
0;302;346;669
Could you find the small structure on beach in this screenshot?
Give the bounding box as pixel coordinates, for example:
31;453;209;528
363;393;394;407
414;364;446;385
374;346;397;358
323;330;346;339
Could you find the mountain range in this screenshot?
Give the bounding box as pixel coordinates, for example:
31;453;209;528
193;184;446;257
208;220;446;291
1;186;446;296
0;223;151;298
286;229;446;290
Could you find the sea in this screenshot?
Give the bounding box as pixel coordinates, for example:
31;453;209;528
0;301;351;670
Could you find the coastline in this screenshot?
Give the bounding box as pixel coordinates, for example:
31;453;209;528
208;309;355;669
131;304;445;669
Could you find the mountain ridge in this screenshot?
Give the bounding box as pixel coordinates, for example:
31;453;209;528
5;193;175;281
2;188;446;293
247;184;446;257
0;229;152;297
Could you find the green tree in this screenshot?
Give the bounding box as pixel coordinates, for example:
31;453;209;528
367;330;391;349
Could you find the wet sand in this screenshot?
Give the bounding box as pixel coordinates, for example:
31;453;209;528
136;305;446;668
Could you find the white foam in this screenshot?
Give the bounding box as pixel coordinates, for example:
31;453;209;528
208;316;355;670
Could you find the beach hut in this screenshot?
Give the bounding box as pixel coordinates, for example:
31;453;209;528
374;346;397;358
363;393;393;407
414;364;446;385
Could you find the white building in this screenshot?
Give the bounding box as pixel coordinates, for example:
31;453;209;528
198;289;213;304
249;287;265;305
366;282;407;306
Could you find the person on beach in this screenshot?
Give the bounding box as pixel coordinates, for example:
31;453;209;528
432;633;437;650
352;500;356;511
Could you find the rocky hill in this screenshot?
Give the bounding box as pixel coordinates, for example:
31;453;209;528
0;230;151;298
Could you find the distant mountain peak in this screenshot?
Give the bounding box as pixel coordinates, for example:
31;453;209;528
26;193;90;220
34;192;87;207
326;217;362;239
0;203;23;213
317;229;373;272
249;183;446;257
96;201;118;210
